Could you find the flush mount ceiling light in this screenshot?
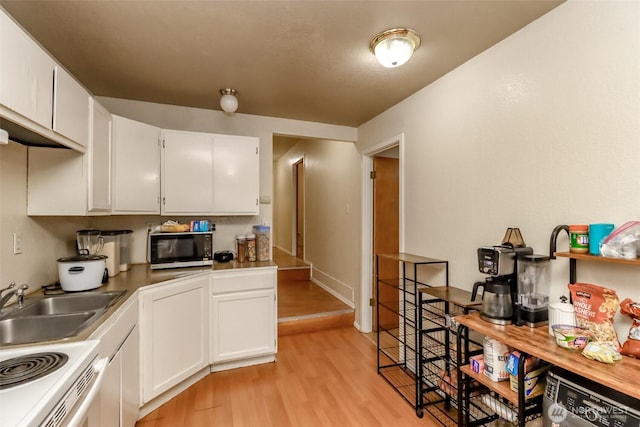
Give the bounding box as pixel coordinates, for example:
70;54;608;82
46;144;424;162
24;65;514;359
219;88;239;113
369;28;421;68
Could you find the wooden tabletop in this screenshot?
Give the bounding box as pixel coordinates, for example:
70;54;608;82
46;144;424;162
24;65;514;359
419;286;482;309
456;312;640;400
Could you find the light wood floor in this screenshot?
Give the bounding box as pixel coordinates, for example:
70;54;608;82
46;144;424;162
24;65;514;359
136;326;439;426
274;248;352;320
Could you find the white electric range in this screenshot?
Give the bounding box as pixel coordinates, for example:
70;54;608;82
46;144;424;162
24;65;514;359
0;340;106;427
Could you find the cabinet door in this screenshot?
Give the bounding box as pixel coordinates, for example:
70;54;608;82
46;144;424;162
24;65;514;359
53;66;90;147
112;115;161;214
139;274;210;403
88;99;111;212
0;10;54;129
211;289;276;363
212;135;259;215
161;130;214;215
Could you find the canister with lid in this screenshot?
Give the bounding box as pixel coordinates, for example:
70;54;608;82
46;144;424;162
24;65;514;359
569;225;589;254
253;225;270;261
236;236;247;263
246;234;257;262
98;230;121;277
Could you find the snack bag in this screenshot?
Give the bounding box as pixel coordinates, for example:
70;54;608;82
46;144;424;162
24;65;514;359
568;283;620;349
620;298;640;358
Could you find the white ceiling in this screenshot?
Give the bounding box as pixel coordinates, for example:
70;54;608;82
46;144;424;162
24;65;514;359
0;1;563;127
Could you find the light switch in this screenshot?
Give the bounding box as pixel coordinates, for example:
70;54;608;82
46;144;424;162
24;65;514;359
13;232;22;254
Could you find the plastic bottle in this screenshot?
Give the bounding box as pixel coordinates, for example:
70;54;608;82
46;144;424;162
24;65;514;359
236;236;247;263
246;234;257;262
569;225;589;254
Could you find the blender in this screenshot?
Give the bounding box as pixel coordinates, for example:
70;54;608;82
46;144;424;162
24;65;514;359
76;230;103;255
515;254;550;327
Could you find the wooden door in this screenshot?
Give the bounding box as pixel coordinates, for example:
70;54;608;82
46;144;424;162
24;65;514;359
373;156;399;331
295;159;304;259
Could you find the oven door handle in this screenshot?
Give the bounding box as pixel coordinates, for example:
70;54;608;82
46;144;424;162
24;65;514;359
66;357;109;427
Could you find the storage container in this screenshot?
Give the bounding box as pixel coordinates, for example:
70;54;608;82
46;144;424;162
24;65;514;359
253;225;270;261
236;236;247;263
116;230;132;271
569;225;589;254
246;234;256;262
99;231;120;277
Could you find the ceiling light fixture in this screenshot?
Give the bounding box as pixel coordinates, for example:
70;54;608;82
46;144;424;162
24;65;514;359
369;28;421;68
219;88;239;113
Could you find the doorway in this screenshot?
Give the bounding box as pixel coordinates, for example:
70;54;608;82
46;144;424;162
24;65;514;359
293;159;304;259
372;155;399;330
360;134;404;333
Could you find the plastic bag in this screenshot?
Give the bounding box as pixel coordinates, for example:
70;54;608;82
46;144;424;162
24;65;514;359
569;283;620;349
600;221;640;259
620;298;640;358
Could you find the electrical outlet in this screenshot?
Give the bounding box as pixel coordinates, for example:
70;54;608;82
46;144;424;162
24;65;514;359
146;223;154;232
13;232;22;254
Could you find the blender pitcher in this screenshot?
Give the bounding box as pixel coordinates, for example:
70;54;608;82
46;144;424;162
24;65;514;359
76;230;103;255
516;254;551;327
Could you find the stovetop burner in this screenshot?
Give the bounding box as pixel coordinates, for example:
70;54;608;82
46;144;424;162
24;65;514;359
0;352;68;390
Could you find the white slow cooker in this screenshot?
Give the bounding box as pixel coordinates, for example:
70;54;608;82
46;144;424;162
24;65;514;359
57;255;108;291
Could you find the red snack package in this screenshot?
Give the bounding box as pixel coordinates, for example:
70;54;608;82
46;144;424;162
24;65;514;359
568;283;620;349
620;298;640;358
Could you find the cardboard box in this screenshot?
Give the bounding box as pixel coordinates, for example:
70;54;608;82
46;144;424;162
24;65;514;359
505;351;550;397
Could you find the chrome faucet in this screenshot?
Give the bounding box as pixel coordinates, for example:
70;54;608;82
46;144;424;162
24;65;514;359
0;282;29;313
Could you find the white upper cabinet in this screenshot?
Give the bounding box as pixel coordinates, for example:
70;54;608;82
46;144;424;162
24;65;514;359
27;98;111;216
88;98;112;211
0;9;55;129
112;115;161;214
53;65;90;147
212;135;259;215
161;130;214;215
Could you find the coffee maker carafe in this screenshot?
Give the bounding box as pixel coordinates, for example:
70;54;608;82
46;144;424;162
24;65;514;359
472;276;514;324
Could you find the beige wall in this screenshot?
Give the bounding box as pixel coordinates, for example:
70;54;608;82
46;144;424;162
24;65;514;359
274;138;361;307
358;1;640;336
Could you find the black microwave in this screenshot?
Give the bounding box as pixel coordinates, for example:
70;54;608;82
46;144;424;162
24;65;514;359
148;231;213;270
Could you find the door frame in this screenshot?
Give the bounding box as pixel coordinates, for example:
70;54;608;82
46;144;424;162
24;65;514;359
359;133;405;333
292;157;304;258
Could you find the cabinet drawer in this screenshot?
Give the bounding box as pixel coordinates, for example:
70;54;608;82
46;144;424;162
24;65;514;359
211;268;276;294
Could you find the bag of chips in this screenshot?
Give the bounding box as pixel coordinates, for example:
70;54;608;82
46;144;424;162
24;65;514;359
620;298;640;358
568;283;620;349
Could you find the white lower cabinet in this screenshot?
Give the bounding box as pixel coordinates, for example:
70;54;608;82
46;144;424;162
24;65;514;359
90;294;139;427
210;267;277;367
139;274;210;404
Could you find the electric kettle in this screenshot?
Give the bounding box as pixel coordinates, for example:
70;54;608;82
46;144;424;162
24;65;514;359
471;277;515;325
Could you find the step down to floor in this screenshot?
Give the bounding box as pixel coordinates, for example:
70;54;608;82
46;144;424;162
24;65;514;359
278;310;354;336
277;266;310;282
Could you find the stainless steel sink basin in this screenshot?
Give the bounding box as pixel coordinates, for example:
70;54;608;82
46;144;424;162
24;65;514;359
0;311;101;345
0;290;127;345
12;290;126;317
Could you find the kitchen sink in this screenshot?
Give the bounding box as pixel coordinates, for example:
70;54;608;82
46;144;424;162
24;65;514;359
0;290;127;345
0;311;101;345
10;290;126;317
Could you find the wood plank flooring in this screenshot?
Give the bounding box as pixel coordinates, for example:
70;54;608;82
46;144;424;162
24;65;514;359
136;326;440;426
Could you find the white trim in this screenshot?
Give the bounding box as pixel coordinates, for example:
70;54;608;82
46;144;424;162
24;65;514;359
359;134;405;333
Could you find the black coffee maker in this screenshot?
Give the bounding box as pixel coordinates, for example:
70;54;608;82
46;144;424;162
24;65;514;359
471;229;533;325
